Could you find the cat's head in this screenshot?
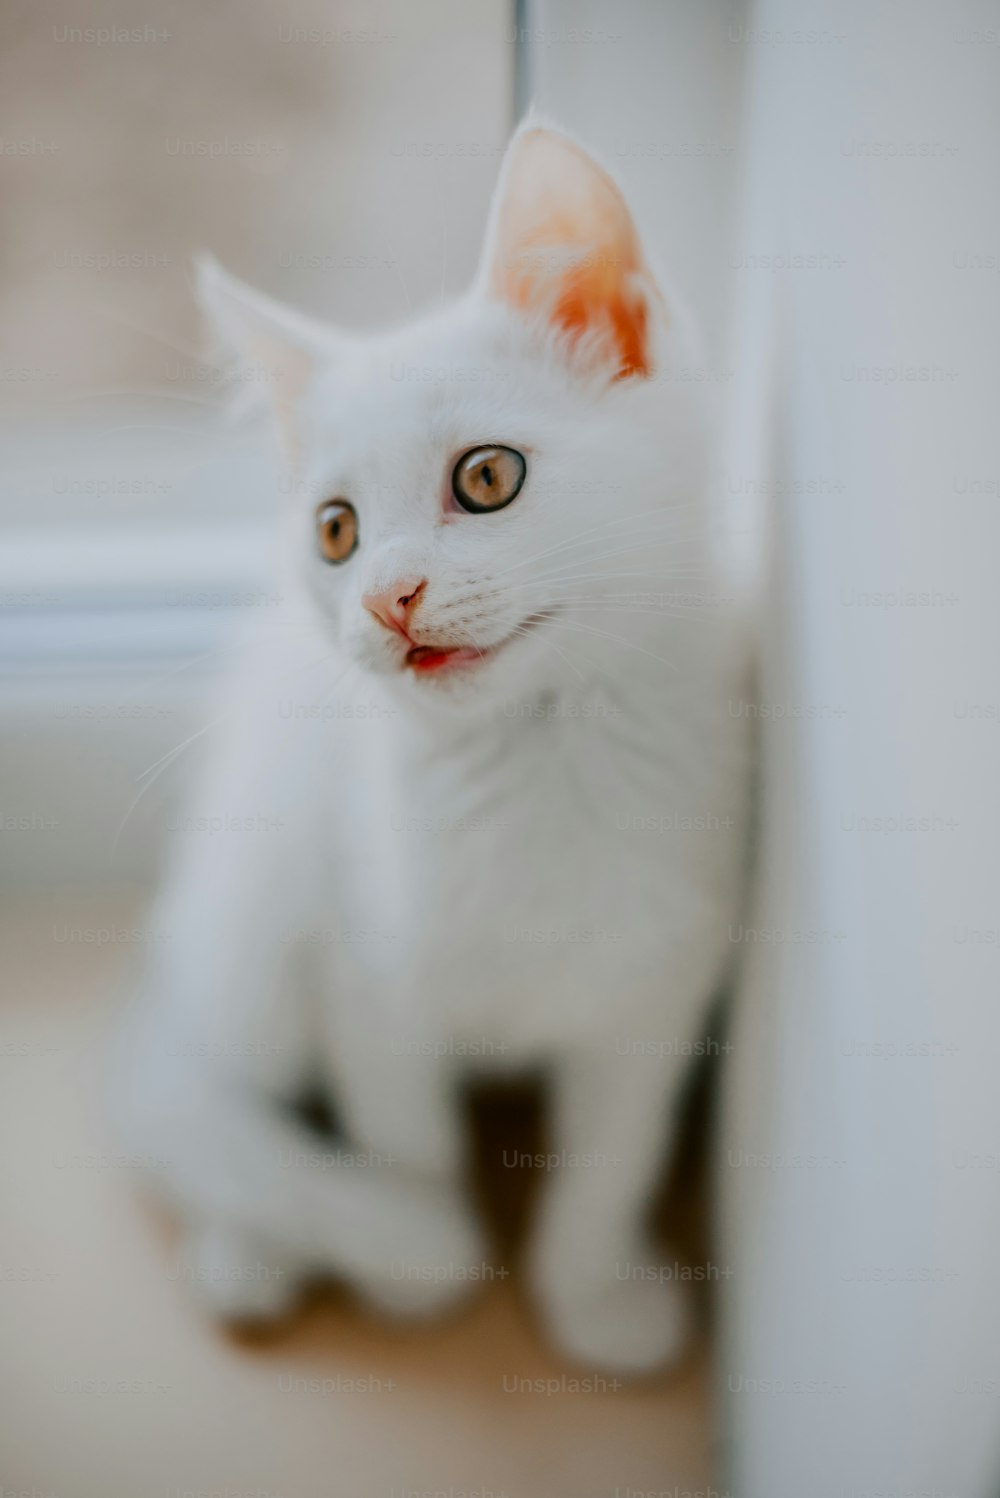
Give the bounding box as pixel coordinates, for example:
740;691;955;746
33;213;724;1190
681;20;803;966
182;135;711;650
200;122;705;711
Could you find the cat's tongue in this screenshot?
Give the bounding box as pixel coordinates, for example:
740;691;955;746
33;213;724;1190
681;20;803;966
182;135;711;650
406;643;485;674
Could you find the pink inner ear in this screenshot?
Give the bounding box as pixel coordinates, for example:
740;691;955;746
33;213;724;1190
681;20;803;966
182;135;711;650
542;245;651;383
488;131;656;381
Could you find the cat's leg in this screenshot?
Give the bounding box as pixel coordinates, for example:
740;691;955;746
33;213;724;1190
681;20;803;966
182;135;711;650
321;1022;489;1318
119;1017;489;1325
116;876;483;1326
326;1008;466;1178
529;1044;695;1374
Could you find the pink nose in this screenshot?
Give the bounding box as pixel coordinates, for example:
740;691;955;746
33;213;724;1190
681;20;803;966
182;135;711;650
362;577;426;637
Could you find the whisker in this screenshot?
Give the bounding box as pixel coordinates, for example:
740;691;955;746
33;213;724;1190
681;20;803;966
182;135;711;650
505;617;588;683
541;602;721;621
504;565;707;593
525;591;714;605
518;584;715;604
496;501;701;578
540;616;678;672
525;539;705;586
113;644;346;852
112;728;215;856
134;644;342;784
132;710;234;786
512;611;645;686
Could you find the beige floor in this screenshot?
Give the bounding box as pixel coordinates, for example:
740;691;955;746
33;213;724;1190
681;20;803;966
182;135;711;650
0;894;714;1498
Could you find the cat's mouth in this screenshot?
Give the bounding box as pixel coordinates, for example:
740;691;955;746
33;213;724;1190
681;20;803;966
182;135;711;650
404;613;547;677
405;642;488;675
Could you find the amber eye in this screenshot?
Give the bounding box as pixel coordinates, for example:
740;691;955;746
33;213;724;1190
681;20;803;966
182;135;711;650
316;500;358;563
452;446;526;514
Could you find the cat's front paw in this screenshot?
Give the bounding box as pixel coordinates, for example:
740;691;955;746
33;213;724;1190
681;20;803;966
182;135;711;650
533;1255;694;1375
352;1184;491;1322
181;1223;305;1329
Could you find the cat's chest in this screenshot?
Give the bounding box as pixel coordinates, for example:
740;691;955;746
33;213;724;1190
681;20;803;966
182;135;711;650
325;703;728;1048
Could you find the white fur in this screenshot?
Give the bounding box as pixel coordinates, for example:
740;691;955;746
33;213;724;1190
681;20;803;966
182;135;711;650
115;123;751;1373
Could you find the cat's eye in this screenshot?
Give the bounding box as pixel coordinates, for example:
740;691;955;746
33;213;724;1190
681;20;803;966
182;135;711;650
316;500;358;564
452;446;526;514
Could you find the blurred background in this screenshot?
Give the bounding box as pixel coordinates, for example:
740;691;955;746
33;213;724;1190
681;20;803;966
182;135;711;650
2;1;1000;1495
0;0;746;887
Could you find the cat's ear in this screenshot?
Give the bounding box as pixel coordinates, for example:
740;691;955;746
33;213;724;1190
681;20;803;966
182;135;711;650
476;122;661;382
196;255;336;463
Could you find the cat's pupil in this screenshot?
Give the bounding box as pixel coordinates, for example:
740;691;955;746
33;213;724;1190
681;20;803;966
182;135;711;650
482;465;493;486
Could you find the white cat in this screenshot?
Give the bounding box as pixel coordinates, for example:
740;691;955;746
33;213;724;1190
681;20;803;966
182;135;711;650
116;122;750;1374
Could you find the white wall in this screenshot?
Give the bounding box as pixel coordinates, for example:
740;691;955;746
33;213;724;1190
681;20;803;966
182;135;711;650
719;0;1000;1492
